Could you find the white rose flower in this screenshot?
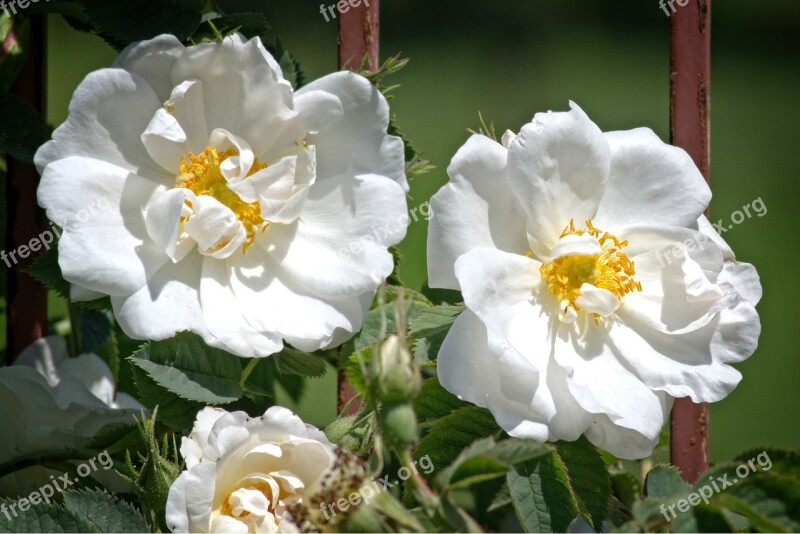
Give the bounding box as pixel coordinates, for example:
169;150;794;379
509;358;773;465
166;406;336;533
36;34;408;358
0;336;143;496
428;102;761;459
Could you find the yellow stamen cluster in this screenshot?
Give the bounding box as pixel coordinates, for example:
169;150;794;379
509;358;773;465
540;219;641;313
176;146;269;253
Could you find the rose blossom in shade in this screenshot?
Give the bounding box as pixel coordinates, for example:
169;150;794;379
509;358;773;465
36;34;408;358
0;336;143;496
166;406;336;533
427;102;761;459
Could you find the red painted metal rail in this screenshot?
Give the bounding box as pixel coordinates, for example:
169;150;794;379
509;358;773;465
336;0;380;415
4;15;47;364
669;0;712;483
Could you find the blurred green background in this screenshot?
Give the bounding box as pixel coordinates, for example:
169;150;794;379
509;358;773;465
24;0;800;461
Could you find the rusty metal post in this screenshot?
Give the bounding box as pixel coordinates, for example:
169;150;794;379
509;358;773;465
5;15;47;364
338;0;379;71
336;0;380;414
669;0;711;483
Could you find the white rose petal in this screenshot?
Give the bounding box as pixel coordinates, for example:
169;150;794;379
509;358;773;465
430;103;761;459
0;336;144;497
36;34;408;359
166;406;336;533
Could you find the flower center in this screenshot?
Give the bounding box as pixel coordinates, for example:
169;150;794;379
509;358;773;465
176;146;268;252
540;219;641;314
216;475;300;529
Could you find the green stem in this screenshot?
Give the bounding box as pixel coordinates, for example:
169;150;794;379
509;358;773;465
240;358;259;389
66;301;83;357
0;448;101;479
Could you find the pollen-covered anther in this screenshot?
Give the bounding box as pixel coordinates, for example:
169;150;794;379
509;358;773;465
540;219;641;321
175;146;269;254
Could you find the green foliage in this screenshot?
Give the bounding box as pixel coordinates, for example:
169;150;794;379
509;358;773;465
555;437;612;531
501;437;613;533
122;410;180;532
435;437;550;492
25;243;112;311
0;93;48;162
130;331;244;405
192;12;270;42
508;451;578;533
644;464;690;498
25;245;71;301
273;347;328;378
0;489;149;533
79;0;206;48
414;377;469;422
609;449;800;533
324;411;375;456
264;38;304;89
79;309;113;354
413;405;500;481
408;304;464;339
61;489;150;533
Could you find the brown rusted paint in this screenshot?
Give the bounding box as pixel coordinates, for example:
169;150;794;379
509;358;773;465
5;15;48;364
669;1;711;483
338;0;380;71
336;1;380;414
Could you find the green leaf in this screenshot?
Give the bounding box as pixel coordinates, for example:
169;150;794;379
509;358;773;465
448;455;510;490
25;242;112;311
645;464;690;498
508;451;578;533
434;437;506;490
80;309;112;353
488;483;512;512
414;377;469;421
690;504;736;533
130;363;203;429
355;300;429;351
84;424;141;456
716;470;800;532
324;412;374;455
414;405;500;482
80;0;204;47
611;471;641;508
25;244;70;300
0;498;91;532
435;437;550;492
0;93;48;162
715;492;792;532
555;437;611;531
486;438;551;466
273;347;327;378
61;488;150;533
264;38;304;89
734;448;800;482
408;304;464;339
193;13;270;41
129;331;244;404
